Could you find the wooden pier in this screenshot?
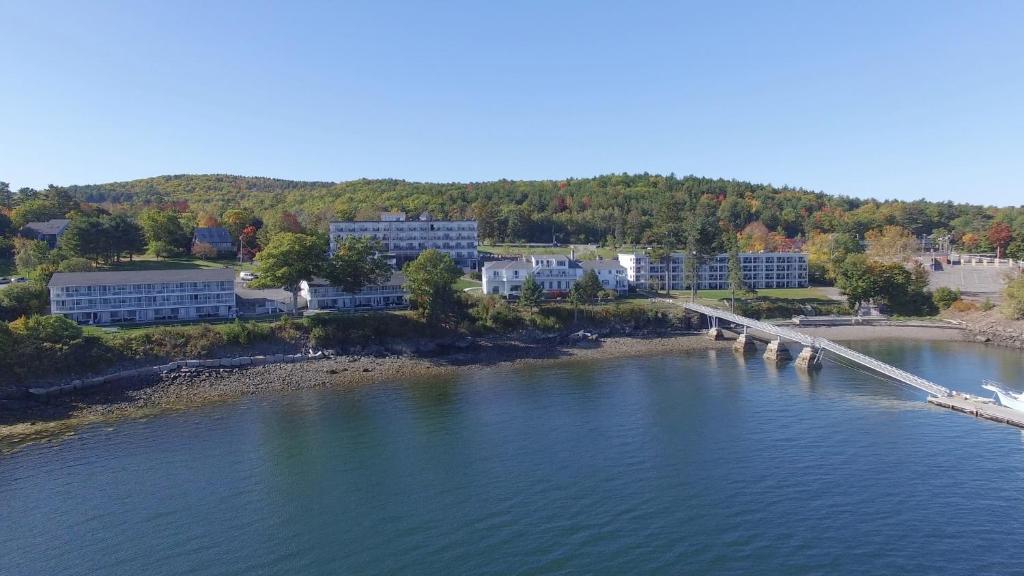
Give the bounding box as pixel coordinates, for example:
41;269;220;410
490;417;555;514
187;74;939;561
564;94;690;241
928;395;1024;429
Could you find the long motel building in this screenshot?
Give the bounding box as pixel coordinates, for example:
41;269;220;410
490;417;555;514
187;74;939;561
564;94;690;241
48;269;236;325
328;212;478;270
300;272;408;311
617;251;809;290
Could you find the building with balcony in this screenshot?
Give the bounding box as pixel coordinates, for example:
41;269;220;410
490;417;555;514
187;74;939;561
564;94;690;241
300;272;407;311
48;268;236;325
329;211;478;270
482;255;584;297
617;251;809;290
581;260;629;294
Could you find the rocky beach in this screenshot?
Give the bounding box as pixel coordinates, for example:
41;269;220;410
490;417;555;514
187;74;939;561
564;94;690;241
0;324;974;450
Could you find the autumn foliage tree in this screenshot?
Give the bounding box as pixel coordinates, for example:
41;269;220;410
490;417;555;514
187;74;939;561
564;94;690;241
987;222;1013;258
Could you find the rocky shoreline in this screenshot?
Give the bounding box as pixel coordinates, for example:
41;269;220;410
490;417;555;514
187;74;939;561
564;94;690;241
0;324;978;450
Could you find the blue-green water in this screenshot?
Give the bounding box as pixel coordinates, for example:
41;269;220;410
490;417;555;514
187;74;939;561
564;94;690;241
2;341;1023;575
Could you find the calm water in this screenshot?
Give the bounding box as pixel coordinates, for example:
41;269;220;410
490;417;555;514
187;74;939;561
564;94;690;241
2;341;1023;575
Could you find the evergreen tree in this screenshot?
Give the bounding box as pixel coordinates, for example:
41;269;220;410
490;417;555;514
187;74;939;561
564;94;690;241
519;274;543;310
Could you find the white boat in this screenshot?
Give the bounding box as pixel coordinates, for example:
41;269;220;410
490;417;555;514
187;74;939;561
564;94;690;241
982;380;1024;412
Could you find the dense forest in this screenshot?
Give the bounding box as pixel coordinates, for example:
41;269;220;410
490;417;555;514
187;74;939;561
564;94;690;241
51;173;1024;255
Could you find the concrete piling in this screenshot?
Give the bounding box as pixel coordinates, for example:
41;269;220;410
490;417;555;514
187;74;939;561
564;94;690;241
763;339;792;364
795;346;822;370
733;333;756;354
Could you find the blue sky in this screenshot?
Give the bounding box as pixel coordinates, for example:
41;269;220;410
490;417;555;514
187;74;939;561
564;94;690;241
1;0;1022;205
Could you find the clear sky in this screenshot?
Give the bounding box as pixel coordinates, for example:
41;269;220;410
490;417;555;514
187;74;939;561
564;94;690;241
1;0;1022;205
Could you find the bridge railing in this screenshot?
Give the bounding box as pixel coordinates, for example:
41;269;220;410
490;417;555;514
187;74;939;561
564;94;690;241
677;300;951;397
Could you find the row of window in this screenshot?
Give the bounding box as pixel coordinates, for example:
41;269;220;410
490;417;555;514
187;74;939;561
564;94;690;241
53;282;233;296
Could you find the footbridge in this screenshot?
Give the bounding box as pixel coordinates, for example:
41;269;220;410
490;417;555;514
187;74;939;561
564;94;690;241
673;301;952;398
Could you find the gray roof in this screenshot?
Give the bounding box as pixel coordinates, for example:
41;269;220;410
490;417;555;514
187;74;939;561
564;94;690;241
193;227;233;244
48;268;235;288
582;260;626;271
23;219;70;236
483;260;534;271
305;271;406;288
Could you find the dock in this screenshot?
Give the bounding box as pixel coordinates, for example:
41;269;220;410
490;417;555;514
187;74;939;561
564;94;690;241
927;395;1024;429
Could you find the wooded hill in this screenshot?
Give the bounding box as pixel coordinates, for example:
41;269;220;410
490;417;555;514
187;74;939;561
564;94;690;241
61;173;1023;252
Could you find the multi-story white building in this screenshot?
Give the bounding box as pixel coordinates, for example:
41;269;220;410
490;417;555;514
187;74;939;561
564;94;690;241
329;211;478;270
482;255;584;297
617;251;809;290
581;260;629;294
48;269;236;325
300;272;407;311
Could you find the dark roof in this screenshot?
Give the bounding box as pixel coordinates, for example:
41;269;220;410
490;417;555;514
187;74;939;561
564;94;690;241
48;268;235;288
23;219;70;236
193;227;233;244
582;260;626;271
483;260;533;271
305;271;406;288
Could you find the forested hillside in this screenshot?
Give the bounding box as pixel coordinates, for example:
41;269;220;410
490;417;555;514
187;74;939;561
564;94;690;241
60;174;1023;252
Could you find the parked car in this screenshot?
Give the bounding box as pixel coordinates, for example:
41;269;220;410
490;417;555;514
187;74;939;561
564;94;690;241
239;271;258;281
11;277;27;283
0;277;10;285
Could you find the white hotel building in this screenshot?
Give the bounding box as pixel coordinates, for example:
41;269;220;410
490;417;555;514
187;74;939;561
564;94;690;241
482;255;586;296
48;269;236;325
617;251;809;290
329;212;478;270
300;272;408;311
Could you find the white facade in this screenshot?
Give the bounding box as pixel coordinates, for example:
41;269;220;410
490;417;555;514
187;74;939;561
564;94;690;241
581;260;629;293
300;273;407;311
482;255;584;296
617;252;809;290
329;212;478;269
48;269;236;325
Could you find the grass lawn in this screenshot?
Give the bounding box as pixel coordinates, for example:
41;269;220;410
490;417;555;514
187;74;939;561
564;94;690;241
479;245;626;260
455;275;482;291
98;255;245;272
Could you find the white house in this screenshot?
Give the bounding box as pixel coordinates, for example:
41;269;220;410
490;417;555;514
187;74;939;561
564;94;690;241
48;268;236;325
482;255;585;297
581;260;629;294
300;272;408;311
617;251;809;290
329;212;478;270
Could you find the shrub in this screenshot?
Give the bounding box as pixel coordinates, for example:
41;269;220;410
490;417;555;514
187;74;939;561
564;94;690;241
57;257;95;273
221;320;273;346
932;287;961;310
950;300;977;313
1005;276;1024;320
8;314;83;344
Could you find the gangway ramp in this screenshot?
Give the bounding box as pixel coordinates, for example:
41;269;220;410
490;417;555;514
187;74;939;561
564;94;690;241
674;301;952;398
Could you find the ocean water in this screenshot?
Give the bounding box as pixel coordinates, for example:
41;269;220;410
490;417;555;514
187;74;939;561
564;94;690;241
1;340;1023;575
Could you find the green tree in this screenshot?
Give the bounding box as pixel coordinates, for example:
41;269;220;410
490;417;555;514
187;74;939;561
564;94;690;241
575;269;603;303
60;216;110;262
1003;275;1024;320
322;237;392;298
252;232;326;314
728;237;744;312
106;214;146;261
139;209;189;258
567;283;585;322
0;283;50;321
835;254;879;309
14;238;51;274
0;181;12;210
519;274;543;311
403;249;462;326
11;198;62;228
